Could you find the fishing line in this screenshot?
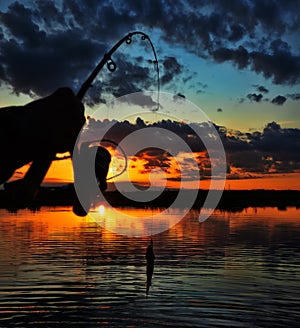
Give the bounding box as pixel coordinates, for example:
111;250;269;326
99;139;128;181
77;31;160;109
75;31;160;183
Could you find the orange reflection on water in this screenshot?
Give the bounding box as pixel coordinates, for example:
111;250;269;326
0;208;86;255
90;205;186;237
226;206;300;226
0;206;299;247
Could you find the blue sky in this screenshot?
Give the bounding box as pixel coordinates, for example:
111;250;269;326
0;0;299;131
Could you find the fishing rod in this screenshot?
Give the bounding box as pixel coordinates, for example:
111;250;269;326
57;31;160;177
75;31;160;181
76;31;160;104
5;31;159;212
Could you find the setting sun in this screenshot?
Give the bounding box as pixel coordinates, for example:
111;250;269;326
98;204;105;215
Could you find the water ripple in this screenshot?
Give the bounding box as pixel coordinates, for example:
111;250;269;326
0;207;300;327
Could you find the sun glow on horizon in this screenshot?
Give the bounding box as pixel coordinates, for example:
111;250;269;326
98;204;105;215
5;157;300;191
3;144;300;191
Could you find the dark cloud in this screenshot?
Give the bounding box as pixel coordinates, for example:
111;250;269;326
270;39;291;54
250;50;300;85
83;80;106;107
229;150;265;173
251;122;300;161
286;93;300;100
271;95;287;105
85;117;221;154
253;0;284;33
256;85;269;93
110;60;150;95
161;56;183;85
0;1;165;100
80;54;159;106
164;1;300;85
247;93;263;102
228;23;245;42
212;46;249;69
212;44;300;86
116;92;158;109
85;117;300;177
0;2;105;96
173;93;185;102
223;121;300;174
245;89;290;106
0;0;300;100
0;3;45;46
135;148;172;174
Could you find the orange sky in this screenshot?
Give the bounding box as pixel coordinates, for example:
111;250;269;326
12;155;298;191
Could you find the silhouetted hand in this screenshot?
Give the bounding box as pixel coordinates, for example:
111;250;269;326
0;87;85;185
0;88;86;209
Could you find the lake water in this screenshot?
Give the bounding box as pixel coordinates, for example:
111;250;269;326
0;206;300;327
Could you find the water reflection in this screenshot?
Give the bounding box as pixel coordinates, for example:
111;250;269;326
0;207;299;327
90;205;189;237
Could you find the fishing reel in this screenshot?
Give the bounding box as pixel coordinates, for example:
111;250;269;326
2;31;159;215
72;143;111;216
94;146;111;191
72;137;128;216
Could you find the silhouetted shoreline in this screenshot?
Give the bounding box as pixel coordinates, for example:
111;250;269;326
0;185;299;212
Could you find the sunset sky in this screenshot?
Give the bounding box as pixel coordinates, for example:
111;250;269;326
0;0;300;190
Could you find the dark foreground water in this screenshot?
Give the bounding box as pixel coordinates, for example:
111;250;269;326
0;206;299;327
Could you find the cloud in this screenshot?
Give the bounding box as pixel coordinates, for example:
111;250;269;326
256;85;269;93
0;2;105;97
252;122;300;160
173;93;185;102
286;93;300;101
84;117;300;179
271;95;287;105
247;93;263;102
134;148;172;173
212;44;300;86
0;0;300;100
0;2;167;100
87;117;211;153
252;0;284;32
212;46;249;69
222;121;300;175
250;50;300;85
204;121;300;175
161;56;183;85
245;90;289;106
